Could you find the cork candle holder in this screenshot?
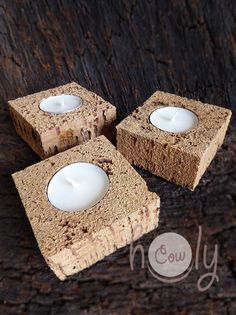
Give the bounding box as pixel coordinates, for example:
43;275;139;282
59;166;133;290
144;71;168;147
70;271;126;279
12;136;160;280
117;91;232;190
8;82;116;159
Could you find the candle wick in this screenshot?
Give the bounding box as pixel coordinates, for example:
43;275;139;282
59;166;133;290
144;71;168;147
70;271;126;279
171;113;178;122
61;94;65;107
65;176;80;189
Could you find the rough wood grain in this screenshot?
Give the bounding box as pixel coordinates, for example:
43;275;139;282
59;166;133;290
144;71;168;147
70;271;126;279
0;0;236;314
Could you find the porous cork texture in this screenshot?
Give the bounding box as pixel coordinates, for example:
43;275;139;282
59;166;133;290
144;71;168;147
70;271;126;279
12;136;160;280
117;91;232;190
8;82;116;158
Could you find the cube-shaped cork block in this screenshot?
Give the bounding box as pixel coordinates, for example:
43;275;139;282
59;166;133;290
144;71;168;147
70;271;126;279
117;91;232;190
8;82;116;159
12;136;160;280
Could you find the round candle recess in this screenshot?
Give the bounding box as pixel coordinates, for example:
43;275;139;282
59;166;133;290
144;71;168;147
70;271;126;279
150;107;198;133
39;94;82;114
47;162;110;212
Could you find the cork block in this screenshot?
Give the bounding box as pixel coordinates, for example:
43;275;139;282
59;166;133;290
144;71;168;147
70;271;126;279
117;91;232;190
12;136;160;280
8;82;116;158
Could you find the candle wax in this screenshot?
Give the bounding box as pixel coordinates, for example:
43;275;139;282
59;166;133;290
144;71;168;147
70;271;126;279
39;94;82;114
150;107;198;132
47;162;109;212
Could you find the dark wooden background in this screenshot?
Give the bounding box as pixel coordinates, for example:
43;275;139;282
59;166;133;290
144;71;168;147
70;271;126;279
0;0;236;314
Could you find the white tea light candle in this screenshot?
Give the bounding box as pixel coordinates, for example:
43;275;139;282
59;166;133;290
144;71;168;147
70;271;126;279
39;94;82;114
47;162;109;212
150;107;198;133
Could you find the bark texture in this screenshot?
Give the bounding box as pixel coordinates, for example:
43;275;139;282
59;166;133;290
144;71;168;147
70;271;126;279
0;0;236;314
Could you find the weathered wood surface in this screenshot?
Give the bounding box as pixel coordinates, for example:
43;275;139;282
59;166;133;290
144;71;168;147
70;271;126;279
0;0;236;314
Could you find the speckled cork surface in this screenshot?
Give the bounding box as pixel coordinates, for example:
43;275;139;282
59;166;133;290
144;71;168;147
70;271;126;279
12;136;160;280
117;91;232;190
8;82;116;158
